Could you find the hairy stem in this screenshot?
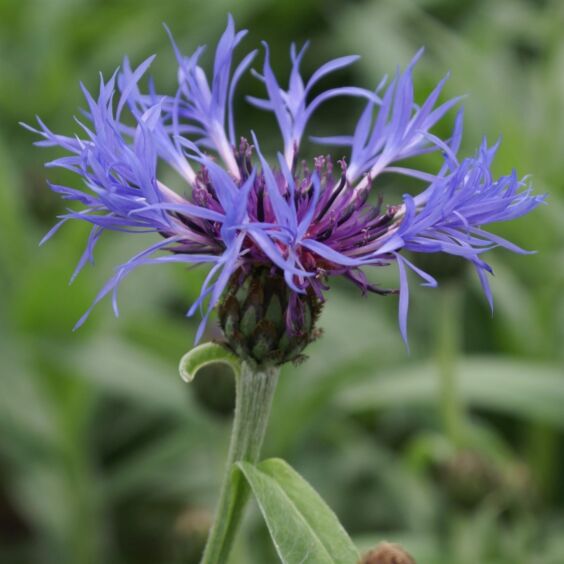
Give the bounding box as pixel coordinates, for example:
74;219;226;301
200;362;279;564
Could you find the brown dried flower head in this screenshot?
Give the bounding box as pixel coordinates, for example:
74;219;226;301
360;541;416;564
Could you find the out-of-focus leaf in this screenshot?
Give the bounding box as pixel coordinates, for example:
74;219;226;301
338;356;564;427
467;257;544;353
104;426;225;503
66;336;206;418
0;338;58;450
0;134;28;284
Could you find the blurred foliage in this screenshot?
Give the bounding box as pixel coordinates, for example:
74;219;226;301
1;0;563;563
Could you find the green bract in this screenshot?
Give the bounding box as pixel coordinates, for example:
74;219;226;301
219;268;322;368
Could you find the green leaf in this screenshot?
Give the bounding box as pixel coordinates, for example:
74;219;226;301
238;458;359;564
179;342;241;383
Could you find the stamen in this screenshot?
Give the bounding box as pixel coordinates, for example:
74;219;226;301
316;173;347;220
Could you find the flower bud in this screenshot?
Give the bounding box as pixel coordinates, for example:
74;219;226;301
218;268;322;368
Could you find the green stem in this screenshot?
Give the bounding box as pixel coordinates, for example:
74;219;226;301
200;362;280;564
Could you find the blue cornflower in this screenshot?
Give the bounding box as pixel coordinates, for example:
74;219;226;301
26;15;545;349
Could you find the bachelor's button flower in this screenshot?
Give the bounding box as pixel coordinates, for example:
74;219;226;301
26;16;545;364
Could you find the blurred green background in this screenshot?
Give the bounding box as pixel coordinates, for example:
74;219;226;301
1;0;563;562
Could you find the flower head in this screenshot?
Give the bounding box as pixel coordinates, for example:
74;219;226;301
26;16;545;353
